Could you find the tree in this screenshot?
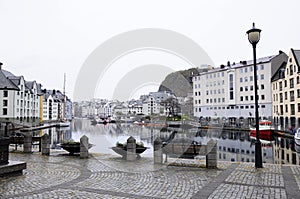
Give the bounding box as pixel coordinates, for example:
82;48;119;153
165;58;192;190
160;97;181;117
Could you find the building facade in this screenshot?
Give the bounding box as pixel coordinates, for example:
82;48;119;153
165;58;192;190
193;51;288;125
0;64;41;123
272;49;300;129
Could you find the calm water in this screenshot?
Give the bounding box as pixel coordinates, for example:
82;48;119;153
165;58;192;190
35;118;300;165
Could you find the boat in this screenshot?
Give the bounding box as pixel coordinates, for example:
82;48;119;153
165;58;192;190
250;120;275;140
56;121;70;127
56;73;70;128
295;128;300;145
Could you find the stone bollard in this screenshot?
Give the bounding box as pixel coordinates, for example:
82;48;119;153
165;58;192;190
154;137;163;164
41;134;50;155
206;139;217;168
23;132;32;153
126;136;136;161
80;135;89;159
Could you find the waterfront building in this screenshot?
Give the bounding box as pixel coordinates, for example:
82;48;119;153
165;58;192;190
193;51;288;125
272;48;300;129
0;63;41;123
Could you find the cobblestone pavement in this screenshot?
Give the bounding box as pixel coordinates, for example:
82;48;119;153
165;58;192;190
1;151;300;199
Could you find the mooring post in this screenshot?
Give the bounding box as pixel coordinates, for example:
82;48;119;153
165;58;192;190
41;134;50;155
126;136;136;161
80;135;89;159
154;137;163;164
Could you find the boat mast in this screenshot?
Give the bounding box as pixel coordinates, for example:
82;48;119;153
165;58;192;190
63;73;66;120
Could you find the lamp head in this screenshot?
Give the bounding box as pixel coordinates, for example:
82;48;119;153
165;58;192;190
246;23;261;45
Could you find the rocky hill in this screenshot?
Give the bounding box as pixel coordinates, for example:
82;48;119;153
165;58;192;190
158;68;200;97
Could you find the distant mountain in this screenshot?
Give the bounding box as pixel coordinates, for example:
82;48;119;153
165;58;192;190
158;68;201;97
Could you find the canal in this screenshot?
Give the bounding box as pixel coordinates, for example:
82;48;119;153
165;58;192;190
33;118;300;165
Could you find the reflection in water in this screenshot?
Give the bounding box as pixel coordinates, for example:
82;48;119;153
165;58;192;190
33;118;300;165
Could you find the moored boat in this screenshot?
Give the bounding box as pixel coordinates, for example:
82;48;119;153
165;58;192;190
250;120;275;139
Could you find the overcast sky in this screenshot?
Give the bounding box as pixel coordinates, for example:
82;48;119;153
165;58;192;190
0;0;299;101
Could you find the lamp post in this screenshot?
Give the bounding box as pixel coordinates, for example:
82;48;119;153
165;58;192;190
247;23;263;168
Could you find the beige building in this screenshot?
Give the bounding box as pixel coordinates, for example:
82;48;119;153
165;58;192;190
272;48;300;129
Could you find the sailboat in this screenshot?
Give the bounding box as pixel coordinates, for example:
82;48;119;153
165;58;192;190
56;73;70;128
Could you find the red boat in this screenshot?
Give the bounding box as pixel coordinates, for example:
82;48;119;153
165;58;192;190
250;120;275;140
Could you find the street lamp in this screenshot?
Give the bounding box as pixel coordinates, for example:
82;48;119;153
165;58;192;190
247;23;263;168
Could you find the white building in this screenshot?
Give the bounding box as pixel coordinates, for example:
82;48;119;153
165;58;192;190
0;64;41;123
193;51;288;125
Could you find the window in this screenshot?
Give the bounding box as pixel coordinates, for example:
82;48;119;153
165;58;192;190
240;96;243;101
297;77;300;84
298;103;300;112
261;65;264;70
240;69;243;73
245;96;249;101
3;100;8;106
286;104;288;113
240;77;243;83
245;86;248;91
285;92;288;100
229;74;234;100
250;76;253;81
250;96;254;100
245;68;248;73
279;82;282;91
284;80;287;87
261;95;265;100
261;85;264;90
3;90;8;97
261;74;264;80
244;77;248;82
280;93;283;103
290;91;295;102
298;89;300;98
2;108;7;115
291;104;295;115
290;65;294;75
290;78;294;88
240;87;243;92
250;85;253;91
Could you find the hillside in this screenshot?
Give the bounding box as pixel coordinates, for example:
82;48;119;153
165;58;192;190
158;68;199;97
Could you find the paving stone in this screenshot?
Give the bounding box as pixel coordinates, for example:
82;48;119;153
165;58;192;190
0;152;299;198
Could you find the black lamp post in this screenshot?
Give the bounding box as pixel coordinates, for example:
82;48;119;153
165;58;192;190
247;23;263;168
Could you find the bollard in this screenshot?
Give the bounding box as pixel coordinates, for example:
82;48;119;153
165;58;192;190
126;136;136;161
154;137;163;164
23;133;32;153
41;134;50;155
80;135;89;158
206;139;217;168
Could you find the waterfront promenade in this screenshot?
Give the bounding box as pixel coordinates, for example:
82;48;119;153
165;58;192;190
1;151;300;199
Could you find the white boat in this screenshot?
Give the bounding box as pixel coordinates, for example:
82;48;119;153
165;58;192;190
295;128;300;145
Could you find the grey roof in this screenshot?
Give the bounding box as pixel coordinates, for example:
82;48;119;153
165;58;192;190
2;69;15;77
7;76;21;87
0;69;19;90
199;52;287;76
292;49;300;67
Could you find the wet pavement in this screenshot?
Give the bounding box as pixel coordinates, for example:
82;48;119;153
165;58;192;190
1;150;300;199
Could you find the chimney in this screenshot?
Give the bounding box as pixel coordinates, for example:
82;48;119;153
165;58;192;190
279;50;283;54
227;61;230;67
0;62;2;70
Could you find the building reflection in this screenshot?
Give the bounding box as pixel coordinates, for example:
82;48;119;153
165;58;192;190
273;137;300;165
